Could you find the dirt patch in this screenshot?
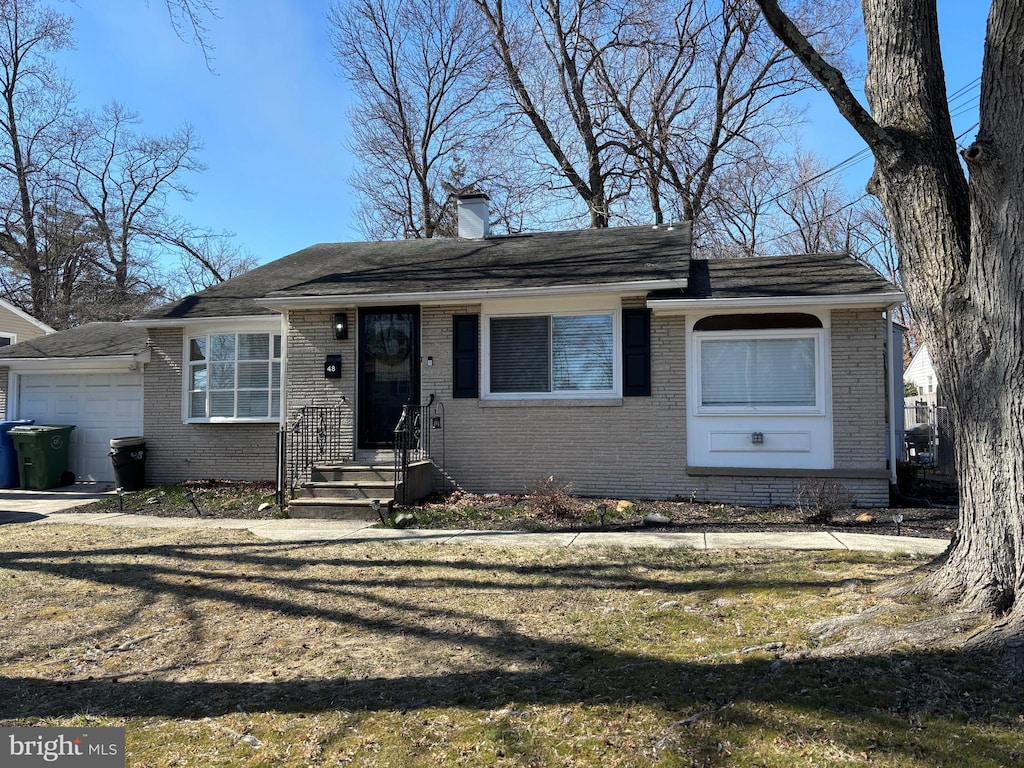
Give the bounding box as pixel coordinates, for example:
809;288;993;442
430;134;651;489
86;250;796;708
78;479;279;519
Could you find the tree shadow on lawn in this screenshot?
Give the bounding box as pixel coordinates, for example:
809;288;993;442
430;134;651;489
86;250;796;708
0;538;1018;763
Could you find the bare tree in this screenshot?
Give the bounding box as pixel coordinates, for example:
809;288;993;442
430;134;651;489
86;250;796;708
473;0;631;228
757;0;1024;644
589;0;857;235
771;150;862;253
702;151;782;257
331;0;517;239
0;0;74;326
847;197;914;330
64;102;203;313
158;223;257;296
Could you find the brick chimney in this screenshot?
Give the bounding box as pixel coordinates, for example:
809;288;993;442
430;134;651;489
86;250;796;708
456;193;490;239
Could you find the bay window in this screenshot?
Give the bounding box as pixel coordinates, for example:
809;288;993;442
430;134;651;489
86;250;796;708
187;331;282;420
701;337;816;407
696;330;823;412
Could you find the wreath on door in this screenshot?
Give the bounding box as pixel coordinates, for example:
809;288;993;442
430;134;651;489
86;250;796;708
367;324;412;365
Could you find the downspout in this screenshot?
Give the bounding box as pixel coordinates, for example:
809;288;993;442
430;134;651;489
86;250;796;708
885;306;932;508
278;310;288;431
277;311;289;509
887;307;898;488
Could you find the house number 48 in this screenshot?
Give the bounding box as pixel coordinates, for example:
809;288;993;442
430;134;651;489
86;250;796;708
324;355;342;379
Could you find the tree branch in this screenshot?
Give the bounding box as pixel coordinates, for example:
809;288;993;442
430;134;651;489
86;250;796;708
754;0;894;153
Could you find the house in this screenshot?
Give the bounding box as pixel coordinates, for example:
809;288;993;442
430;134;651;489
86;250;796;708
0;195;905;507
0;297;54;347
904;344;938;406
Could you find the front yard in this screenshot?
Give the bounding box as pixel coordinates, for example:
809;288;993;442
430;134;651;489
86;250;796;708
0;523;1016;767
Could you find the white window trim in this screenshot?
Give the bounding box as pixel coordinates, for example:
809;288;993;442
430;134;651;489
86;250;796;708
0;332;15;346
182;328;283;424
691;327;830;417
481;296;622;401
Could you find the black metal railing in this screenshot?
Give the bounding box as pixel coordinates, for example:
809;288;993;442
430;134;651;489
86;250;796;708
393;395;445;504
279;406;350;502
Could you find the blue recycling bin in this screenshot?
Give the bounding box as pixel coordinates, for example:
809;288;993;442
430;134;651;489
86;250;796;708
0;419;34;487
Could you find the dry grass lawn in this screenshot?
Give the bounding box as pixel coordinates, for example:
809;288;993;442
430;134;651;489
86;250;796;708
0;523;1018;767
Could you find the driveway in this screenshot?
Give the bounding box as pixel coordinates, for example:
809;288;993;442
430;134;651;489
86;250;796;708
0;482;116;520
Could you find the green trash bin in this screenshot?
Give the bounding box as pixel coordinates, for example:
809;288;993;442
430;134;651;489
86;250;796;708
8;425;76;490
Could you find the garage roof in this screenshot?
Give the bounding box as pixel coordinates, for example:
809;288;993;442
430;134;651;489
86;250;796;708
0;322;149;360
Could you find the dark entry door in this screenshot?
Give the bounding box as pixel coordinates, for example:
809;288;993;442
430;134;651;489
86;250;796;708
358;307;420;448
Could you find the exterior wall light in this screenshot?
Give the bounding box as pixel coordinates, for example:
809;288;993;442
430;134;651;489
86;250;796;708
333;313;348;340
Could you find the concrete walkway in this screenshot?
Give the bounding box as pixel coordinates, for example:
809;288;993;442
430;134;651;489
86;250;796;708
0;484;950;555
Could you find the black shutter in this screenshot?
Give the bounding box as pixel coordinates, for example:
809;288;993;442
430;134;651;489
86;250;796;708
452;314;479;398
622;308;651;396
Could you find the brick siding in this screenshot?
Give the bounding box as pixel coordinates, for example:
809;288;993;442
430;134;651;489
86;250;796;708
419;303;890;506
143;328;278;483
830;308;888;469
139;302;891;506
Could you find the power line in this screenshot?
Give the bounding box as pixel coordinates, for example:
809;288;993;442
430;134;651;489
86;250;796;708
746;78;981;249
766;77;980;204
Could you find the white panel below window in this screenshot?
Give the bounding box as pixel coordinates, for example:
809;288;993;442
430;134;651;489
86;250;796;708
708;431;812;453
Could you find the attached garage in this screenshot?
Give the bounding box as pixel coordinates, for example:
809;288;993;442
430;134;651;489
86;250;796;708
15;372;144;481
0;323;151;485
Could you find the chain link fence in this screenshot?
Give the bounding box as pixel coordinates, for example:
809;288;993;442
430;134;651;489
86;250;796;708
903;402;956;477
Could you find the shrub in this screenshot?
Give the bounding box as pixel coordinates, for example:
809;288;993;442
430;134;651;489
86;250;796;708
795;478;857;523
526;475;577;518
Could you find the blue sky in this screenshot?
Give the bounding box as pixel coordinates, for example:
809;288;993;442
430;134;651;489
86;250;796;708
53;1;988;267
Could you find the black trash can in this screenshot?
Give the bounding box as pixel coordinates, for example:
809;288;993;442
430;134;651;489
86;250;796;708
110;436;147;491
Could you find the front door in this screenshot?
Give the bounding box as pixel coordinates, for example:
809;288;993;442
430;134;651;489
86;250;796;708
358;307;420;448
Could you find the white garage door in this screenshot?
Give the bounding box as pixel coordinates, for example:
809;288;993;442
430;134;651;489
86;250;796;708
17;372;144;482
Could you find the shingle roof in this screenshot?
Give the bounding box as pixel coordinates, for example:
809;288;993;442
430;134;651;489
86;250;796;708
0;322;149;360
139;224;693;321
675;252;897;300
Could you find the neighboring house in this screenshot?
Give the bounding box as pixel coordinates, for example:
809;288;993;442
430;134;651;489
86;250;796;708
0;195;906;506
0;323;150;482
904;344;939;407
0;297;54;347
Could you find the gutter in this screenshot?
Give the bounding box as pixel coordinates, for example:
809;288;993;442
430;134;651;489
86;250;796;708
885;303;902;488
124;315;282;329
647;291;907;312
255;279;687;310
0;349;151;370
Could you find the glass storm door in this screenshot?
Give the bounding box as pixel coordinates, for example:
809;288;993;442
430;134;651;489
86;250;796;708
358;307;420;448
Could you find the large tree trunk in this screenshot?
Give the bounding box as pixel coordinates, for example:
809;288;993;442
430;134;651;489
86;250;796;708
923;0;1024;625
756;0;1024;634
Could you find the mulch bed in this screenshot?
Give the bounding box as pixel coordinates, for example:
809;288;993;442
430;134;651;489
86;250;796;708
413;491;957;539
69;478;959;540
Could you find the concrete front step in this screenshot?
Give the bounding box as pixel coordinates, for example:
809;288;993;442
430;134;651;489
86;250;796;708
288;459;433;518
287;496;392;521
299;480;395;500
312;464;396;483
